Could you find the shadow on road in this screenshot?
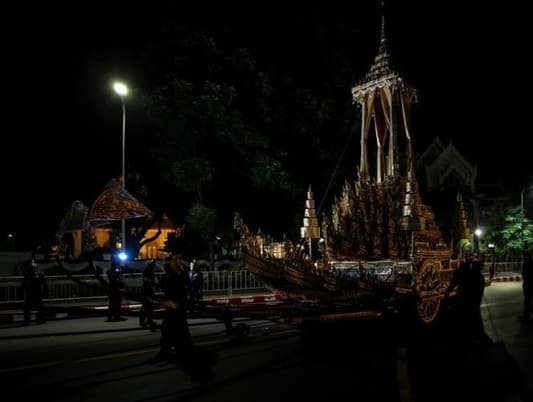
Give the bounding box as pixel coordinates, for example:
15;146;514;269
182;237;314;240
149;345;218;384
298;305;530;402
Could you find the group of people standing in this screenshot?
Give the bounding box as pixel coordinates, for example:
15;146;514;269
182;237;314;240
19;254;203;360
100;254;203;359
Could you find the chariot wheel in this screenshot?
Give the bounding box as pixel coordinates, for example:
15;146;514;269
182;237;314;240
416;296;441;324
415;259;443;324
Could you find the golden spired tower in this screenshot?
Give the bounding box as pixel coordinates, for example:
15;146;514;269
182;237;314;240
323;6;423;261
300;185;321;260
239;3;458;325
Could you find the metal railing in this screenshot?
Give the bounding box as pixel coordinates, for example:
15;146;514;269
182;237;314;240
482;261;523;276
0;262;523;305
0;271;267;305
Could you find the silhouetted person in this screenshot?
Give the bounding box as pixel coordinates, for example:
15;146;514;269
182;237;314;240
157;255;193;359
106;259;126;322
446;255;471;312
521;251;533;322
22;261;48;325
140;259;158;330
467;255;486;340
189;265;204;309
446;254;485;341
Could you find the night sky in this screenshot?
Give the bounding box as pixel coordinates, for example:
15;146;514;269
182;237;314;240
3;1;532;249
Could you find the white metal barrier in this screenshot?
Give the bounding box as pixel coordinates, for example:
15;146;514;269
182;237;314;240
0;271;267;304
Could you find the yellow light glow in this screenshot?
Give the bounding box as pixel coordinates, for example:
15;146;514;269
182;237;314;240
113;82;128;96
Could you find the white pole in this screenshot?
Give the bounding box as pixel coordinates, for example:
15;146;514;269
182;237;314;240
121;96;126;252
113;82;128;253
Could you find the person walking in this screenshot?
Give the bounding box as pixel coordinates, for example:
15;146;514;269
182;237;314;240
22;260;48;325
520;250;533;323
157;255;193;360
140;259;158;331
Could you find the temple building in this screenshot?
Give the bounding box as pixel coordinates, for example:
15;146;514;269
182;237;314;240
57;180;179;260
416;137;477;194
413;137;478;243
92;215;177;260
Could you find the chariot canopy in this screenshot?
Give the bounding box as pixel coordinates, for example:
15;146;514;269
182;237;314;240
87;179;153;226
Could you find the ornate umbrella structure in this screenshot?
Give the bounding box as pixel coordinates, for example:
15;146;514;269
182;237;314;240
87;179;153;226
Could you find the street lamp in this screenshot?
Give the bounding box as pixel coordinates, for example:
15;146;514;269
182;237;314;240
113;81;128;252
473;227;482;254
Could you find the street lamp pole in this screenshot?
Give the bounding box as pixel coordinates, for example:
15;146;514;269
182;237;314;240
113;82;128;253
521;186;533;216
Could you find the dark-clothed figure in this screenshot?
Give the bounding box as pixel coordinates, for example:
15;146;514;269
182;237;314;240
140;260;158;330
467;255;486;339
447;255;471;312
158;255;193;359
446;254;485;341
521;251;533;322
22;261;48;325
106;260;126;322
189;266;204;308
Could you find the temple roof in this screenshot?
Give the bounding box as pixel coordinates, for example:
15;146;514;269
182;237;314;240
417;140;477;192
416;137;446;169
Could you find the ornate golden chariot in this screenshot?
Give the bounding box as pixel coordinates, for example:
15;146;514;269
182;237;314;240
236;13;469;324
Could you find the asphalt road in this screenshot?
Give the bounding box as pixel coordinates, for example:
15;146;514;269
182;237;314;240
0;282;531;402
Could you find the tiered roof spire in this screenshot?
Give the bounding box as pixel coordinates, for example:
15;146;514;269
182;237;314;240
352;2;416;99
300;185;320;240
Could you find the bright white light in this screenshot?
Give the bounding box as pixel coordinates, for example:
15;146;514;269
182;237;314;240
113;82;128;96
118;252;128;261
475;228;482;237
7;233;13;239
488;243;495;249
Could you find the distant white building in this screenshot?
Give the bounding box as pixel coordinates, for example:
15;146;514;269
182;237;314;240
416;137;477;193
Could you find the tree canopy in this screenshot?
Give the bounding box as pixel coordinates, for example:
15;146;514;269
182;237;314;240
132;11;364;254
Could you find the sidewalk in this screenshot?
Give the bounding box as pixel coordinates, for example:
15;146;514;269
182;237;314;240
0;292;284;326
